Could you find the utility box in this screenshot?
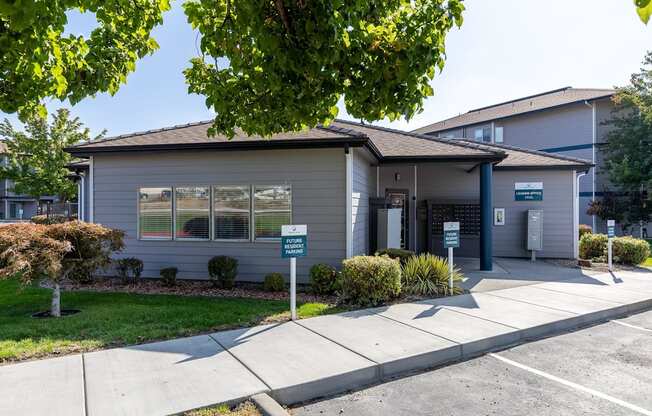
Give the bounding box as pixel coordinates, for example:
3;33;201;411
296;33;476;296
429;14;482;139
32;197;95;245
377;208;402;250
526;210;543;251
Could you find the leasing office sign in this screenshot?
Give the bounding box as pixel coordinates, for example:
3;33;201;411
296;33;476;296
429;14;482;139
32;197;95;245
515;182;543;201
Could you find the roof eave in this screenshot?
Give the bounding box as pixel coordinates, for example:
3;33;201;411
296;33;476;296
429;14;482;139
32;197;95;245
65;136;368;157
416;93;616;134
494;164;594;171
380;154;505;164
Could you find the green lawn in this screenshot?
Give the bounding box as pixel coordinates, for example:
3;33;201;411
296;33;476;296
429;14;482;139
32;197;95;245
0;278;338;363
644;257;652;267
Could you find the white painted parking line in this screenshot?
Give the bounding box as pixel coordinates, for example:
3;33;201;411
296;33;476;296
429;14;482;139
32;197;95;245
489;353;652;416
611;320;652;333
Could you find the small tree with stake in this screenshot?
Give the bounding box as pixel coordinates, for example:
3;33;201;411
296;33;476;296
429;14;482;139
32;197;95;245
0;222;124;317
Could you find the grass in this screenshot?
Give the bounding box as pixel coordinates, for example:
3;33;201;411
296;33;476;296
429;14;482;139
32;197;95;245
644;257;652;267
0;277;339;364
185;401;260;416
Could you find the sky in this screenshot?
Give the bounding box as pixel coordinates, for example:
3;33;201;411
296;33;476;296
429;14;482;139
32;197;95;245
2;0;652;137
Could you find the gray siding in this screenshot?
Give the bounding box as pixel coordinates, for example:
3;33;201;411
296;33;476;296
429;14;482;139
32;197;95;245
493;170;575;258
379;163;576;259
351;148;377;256
92;148;347;283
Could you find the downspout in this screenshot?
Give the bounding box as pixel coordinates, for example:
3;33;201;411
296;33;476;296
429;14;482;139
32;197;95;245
584;100;597;231
79;172;85;221
89;156;94;223
345;147;352;258
574;171;587;259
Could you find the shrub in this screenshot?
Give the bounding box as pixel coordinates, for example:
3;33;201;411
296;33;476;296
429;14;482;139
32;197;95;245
44;221;125;284
160;267;178;287
612;236;651;265
207;256;238;289
263;272;285;292
402;253;463;296
116;257;144;284
375;248;415;265
340;255;401;307
579;224;592;239
309;263;341;295
579;233;608;260
31;214;71;225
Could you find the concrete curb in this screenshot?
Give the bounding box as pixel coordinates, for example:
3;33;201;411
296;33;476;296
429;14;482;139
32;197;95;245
268;295;652;405
251;393;290;416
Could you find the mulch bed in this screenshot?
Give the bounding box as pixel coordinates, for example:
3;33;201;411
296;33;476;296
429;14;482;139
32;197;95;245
55;277;338;304
544;258;650;273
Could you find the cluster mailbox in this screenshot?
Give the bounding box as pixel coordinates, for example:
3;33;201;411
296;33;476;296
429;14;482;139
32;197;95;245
526;210;543;260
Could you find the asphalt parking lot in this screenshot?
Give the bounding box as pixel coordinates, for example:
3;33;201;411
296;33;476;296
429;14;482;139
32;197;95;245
292;309;652;416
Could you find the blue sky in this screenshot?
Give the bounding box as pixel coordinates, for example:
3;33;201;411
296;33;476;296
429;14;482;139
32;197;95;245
3;0;652;137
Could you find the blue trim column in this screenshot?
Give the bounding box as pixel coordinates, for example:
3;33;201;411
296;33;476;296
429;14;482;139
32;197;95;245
480;162;493;271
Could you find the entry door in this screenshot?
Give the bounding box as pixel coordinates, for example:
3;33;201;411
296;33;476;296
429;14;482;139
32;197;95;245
386;190;409;249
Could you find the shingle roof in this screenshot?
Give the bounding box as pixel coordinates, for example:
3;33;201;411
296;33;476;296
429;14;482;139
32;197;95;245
66;119;504;161
65;118;591;169
455;139;592;170
330;120;500;160
70;120;361;149
412;87;615;134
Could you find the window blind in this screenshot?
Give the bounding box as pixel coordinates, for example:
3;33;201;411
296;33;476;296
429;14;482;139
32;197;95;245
254;185;291;239
213;185;250;240
175;186;210;240
139;188;172;239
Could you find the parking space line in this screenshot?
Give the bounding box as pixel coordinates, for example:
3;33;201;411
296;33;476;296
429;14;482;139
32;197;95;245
489;353;652;416
611;320;652;333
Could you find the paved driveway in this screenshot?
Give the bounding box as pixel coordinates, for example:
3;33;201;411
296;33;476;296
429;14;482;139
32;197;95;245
457;257;646;292
292;309;652;416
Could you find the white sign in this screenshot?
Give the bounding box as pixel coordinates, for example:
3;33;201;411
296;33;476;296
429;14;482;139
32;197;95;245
282;224;307;237
443;222;460;231
607;220;615;227
515;182;543;190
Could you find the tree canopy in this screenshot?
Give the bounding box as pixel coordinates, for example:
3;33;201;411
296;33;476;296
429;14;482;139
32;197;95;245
0;0;170;119
0;108;102;201
1;1;464;137
184;0;464;137
593;51;652;230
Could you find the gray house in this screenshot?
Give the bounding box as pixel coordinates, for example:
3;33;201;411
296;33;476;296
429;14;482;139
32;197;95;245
412;86;637;235
0;141;40;221
67;120;591;282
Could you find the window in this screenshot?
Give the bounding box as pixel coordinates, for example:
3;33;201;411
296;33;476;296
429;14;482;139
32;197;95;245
9;202;21;219
139;188;172;239
495;126;504;143
474;127;491;142
254;185;291;239
175;186;210;240
214;185;250;240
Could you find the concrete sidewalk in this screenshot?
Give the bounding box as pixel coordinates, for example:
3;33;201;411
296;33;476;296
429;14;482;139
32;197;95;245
2;270;652;416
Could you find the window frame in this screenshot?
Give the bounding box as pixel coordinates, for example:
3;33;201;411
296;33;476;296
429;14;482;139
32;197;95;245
495;126;504;143
212;184;252;242
138;187;174;241
173;185;212;241
252;184;292;242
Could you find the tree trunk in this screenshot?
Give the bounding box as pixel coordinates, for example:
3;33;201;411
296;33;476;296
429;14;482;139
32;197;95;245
51;282;61;317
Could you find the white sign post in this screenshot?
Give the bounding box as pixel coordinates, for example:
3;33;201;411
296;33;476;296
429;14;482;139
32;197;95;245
443;222;460;296
607;220;615;272
281;225;307;321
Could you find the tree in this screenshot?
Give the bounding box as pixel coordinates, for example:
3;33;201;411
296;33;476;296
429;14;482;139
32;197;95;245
0;222;124;317
184;0;464;137
0;109;103;203
598;51;652;233
2;1;464;137
0;1;170;119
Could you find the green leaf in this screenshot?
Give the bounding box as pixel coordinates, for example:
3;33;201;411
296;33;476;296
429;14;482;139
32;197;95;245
636;0;652;23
